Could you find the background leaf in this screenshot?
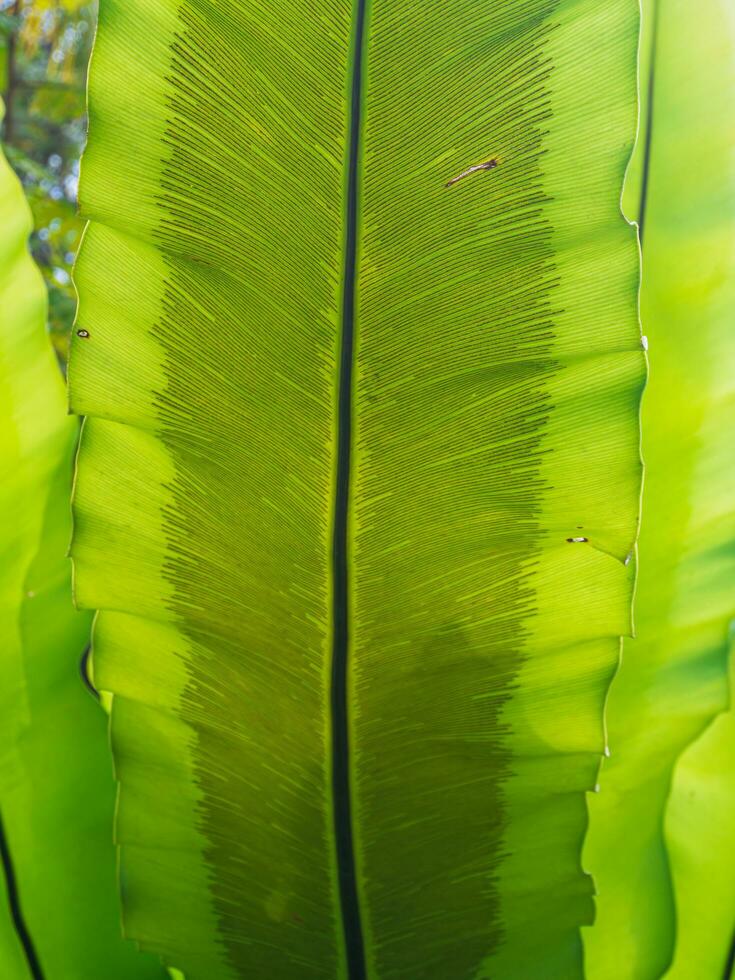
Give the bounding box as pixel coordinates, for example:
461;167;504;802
0;97;165;979
584;0;735;975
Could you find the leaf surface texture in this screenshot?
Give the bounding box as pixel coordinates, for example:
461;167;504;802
71;2;643;976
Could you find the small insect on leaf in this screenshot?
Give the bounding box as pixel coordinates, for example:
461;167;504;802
445;158;499;188
77;329;90;339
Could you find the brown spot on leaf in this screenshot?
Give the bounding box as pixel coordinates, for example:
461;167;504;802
446;158;499;188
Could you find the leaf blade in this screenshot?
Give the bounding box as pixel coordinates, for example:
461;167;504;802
71;2;643;976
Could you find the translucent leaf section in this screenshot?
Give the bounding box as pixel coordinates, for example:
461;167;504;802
353;3;642;977
584;1;735;976
70;1;642;977
662;1;735;974
72;2;349;975
665;634;735;979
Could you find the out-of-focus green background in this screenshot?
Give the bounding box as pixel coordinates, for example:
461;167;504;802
1;0;97;363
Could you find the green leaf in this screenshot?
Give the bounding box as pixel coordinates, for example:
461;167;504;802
664;632;735;980
0;102;165;978
661;0;735;972
584;0;735;976
70;1;643;977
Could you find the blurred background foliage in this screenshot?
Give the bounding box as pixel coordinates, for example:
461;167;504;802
1;0;97;363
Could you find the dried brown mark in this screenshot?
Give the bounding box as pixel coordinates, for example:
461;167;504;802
445;158;499;188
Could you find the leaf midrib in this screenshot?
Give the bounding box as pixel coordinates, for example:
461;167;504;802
330;0;369;977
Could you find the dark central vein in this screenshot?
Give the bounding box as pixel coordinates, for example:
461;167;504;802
0;810;44;980
723;926;735;980
637;0;660;245
331;0;368;976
